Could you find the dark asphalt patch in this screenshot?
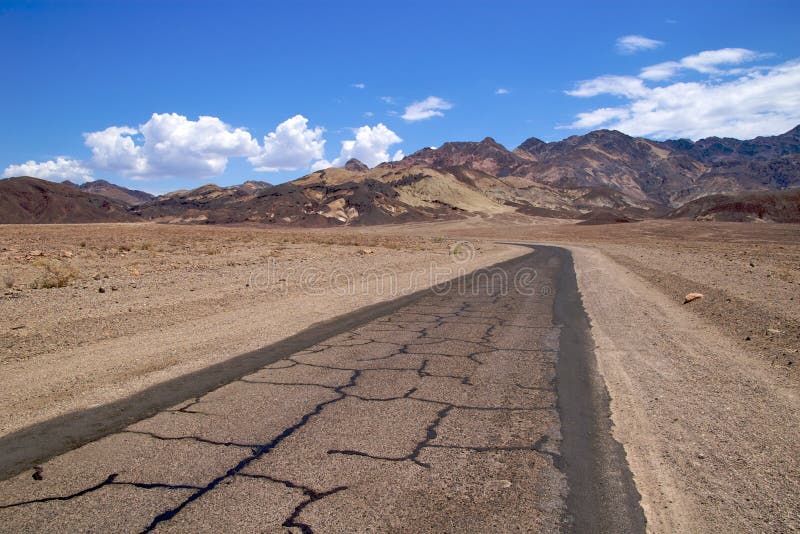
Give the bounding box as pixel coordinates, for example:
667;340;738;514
0;252;536;481
546;245;647;533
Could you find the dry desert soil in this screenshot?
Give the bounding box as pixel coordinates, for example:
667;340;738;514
1;217;798;532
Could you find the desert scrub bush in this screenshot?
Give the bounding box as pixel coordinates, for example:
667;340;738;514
31;260;77;289
138;241;152;251
3;274;14;289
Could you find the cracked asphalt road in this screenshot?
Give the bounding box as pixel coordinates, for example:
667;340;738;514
0;247;644;533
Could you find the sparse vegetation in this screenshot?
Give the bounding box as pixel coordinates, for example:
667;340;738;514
3;274;14;289
31;260;77;289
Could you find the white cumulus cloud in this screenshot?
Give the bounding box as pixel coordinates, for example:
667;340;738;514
495;88;510;95
402;96;453;121
82;113;260;180
2;157;93;182
564;52;800;139
616;35;664;54
3;156;94;182
248;115;326;172
311;124;403;170
84;126;147;174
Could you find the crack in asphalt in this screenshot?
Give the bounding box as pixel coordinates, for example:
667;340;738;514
137;369;362;533
0;474;203;510
0;258;574;532
237;473;347;534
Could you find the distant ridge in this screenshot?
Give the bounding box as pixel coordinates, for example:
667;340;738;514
0;177;137;223
62;179;154;206
2;125;799;224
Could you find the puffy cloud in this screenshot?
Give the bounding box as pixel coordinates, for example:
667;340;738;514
495;88;510;95
137;113;259;178
402;96;453;121
566;75;649;98
616;35;664;54
335;124;403;167
84;126;147;174
352;83;365;89
248;115;326;172
565;56;800;139
311;124;403;170
82;113;260;179
2;157;93;182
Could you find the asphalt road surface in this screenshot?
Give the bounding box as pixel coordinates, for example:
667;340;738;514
0;246;645;533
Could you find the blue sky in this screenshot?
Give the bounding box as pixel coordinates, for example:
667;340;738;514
2;0;799;192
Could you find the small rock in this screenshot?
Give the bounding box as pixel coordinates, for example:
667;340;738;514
683;292;704;304
98;287;106;293
111;286;118;291
745;336;751;341
358;248;375;255
131;268;141;276
697;453;706;459
93;273;102;280
766;328;783;335
61;250;73;258
28;250;43;257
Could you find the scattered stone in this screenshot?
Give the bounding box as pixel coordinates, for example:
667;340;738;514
93;273;102;280
358;248;375;255
98;287;106;293
684;292;704;304
111;286;118;291
766;328;783;335
131;268;141;276
61;250;73;258
28;250;43;257
745;336;751;341
697;453;706;459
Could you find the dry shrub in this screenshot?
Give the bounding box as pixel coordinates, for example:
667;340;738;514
3;274;14;289
32;260;77;289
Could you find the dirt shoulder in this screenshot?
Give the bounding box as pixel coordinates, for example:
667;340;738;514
0;223;527;438
569;246;799;532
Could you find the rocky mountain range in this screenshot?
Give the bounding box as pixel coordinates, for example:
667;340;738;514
2;126;799;224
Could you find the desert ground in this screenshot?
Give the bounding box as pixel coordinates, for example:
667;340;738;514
1;217;798;531
0;224;525;439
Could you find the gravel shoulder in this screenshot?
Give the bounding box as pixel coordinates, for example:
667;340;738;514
568;245;799;532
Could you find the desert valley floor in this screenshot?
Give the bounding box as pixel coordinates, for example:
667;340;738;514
0;217;798;532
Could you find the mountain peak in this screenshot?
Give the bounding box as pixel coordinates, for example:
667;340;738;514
344;158;369;172
516;137;546;155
